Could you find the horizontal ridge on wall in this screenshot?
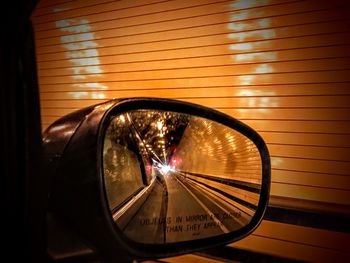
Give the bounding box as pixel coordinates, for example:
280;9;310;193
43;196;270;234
33;0;350;261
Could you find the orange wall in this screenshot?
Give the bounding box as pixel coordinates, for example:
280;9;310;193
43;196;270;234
32;0;350;261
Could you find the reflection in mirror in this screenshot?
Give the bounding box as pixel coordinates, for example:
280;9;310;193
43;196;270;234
103;110;262;244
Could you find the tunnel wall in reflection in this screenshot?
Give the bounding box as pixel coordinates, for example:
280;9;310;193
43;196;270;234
173;116;262;184
32;0;350;261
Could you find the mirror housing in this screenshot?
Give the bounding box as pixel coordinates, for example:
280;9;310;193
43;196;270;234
43;98;270;260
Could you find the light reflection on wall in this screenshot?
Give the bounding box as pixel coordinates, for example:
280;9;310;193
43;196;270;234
228;0;278;114
52;7;70;13
55;18;107;99
229;0;270;9
67;91;106;99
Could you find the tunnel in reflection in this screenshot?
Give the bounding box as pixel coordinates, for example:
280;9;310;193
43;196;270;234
103;110;262;244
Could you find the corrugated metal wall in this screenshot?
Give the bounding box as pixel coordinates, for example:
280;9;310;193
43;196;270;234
32;0;350;262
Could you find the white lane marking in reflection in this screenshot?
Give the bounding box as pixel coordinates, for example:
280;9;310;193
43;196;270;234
174;174;230;234
188;178;251;225
112;177;157;221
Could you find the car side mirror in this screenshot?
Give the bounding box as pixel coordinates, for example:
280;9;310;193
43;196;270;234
43;98;270;261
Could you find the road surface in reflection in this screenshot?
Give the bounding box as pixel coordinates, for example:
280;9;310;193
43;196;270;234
120;171;249;244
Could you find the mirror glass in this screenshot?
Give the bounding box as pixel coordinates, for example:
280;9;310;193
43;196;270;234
103;110;262;244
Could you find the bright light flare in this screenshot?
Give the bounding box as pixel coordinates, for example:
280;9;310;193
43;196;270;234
152;159;174;175
160;164;172;175
157;121;163;130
